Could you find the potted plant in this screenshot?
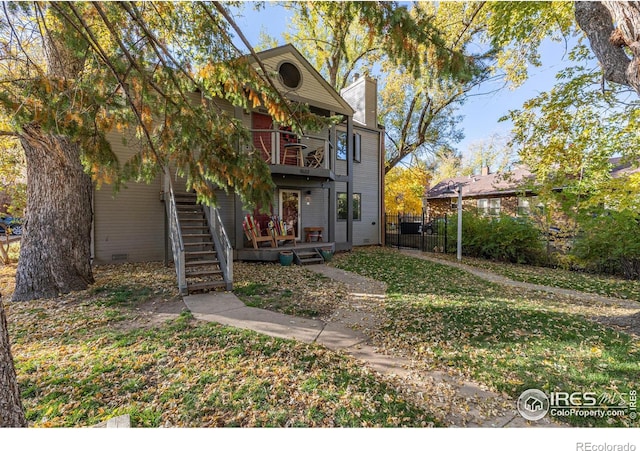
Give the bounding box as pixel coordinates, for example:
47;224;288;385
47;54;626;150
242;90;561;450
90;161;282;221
319;248;333;262
278;250;294;266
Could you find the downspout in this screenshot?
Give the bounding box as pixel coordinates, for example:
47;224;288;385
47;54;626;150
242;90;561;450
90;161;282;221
379;124;386;246
346;115;354;249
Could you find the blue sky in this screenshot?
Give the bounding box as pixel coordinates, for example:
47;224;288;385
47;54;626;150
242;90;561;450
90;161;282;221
230;2;578;162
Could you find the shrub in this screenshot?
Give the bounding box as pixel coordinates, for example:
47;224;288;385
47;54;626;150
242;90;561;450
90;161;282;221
447;212;545;265
571;211;640;279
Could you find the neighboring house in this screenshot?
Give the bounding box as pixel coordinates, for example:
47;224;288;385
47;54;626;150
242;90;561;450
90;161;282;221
425;165;536;219
92;44;385;292
425;157;639;220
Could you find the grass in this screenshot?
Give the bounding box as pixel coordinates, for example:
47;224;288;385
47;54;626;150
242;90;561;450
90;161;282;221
4;247;640;427
331;247;640;427
4;261;437;427
233;261;348;319
428;253;640;301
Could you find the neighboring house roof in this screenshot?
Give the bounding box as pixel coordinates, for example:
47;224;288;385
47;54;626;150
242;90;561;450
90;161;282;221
427;157;640;200
252;44;355;117
427;166;535;200
609;156;640;178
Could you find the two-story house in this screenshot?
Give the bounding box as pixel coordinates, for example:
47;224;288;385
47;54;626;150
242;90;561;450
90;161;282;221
91;44;385;293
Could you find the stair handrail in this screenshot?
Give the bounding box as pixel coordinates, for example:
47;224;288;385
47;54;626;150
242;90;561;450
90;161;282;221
204;205;233;290
163;169;187;294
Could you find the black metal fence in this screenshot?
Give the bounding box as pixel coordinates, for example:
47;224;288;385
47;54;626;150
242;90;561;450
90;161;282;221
385;212;451;254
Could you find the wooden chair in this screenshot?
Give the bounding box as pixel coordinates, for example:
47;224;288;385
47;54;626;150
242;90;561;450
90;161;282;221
305;146;325;168
243;215;276;249
258;136;272;164
268;216;296;247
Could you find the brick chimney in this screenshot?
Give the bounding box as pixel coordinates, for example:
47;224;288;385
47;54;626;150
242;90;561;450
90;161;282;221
481;166;490;176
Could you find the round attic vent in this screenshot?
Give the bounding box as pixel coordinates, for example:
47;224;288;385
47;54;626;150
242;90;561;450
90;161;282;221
278;61;302;89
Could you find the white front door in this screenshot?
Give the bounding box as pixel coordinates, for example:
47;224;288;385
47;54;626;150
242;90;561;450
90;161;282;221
279;190;301;239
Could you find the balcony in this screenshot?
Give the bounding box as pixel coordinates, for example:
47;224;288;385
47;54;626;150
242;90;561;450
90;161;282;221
251;129;333;180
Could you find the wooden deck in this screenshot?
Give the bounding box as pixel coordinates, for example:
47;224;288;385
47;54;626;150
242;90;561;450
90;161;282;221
237;241;335;262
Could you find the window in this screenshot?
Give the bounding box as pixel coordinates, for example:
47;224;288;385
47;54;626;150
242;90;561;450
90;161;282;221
278;62;301;89
336;132;361;162
517;197;531;216
337;192;361;221
478;198;500;216
354;133;361;162
336;131;347;160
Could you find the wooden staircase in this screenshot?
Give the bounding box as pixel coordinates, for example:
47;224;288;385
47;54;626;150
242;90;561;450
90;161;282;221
292;248;324;265
174;193;227;293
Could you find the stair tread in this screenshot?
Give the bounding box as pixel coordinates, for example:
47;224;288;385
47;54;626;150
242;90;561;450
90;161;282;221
183;233;212;238
186;269;223;277
185;259;220;266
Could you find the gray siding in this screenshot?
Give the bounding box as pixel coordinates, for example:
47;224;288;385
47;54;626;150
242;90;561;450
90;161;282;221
259;55;348;115
351;128;382;245
93;131;165;264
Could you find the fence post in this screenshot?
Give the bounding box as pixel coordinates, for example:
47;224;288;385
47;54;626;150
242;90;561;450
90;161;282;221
421;210;425;252
444;213;448;254
396;212;399;249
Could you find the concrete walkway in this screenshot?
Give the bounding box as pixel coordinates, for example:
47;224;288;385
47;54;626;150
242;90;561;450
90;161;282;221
183;263;556;428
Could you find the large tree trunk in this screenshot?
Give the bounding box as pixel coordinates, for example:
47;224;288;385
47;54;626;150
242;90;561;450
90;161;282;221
575;1;640;96
0;296;27;427
12;124;94;302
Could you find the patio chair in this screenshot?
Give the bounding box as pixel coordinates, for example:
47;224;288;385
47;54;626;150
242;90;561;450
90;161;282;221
305;146;324;168
243;215;276;249
269;216;296;247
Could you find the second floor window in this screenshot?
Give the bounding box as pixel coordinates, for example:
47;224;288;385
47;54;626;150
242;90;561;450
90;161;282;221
336;131;347;160
336;131;362;162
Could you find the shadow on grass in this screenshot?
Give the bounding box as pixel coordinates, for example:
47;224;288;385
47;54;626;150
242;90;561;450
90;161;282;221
334;247;640;426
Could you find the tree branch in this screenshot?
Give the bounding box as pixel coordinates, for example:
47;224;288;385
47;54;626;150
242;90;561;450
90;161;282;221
574;1;637;93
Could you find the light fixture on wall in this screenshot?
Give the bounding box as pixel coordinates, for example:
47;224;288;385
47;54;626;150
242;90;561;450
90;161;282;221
305;190;312;206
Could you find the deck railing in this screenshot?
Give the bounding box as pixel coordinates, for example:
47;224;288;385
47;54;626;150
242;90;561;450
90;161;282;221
204;205;233;290
163;170;187;295
250;129;330;170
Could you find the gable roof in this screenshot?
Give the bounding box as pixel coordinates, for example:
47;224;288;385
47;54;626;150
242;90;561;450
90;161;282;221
427;166;535;200
427;157;640;200
252;44;354;116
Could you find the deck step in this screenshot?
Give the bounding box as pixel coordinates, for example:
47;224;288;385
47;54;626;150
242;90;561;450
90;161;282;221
292;249;325;265
183;233;212;239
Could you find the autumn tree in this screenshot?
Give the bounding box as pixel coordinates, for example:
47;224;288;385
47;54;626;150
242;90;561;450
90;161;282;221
504;47;640;218
0;2;320;302
384;163;430;215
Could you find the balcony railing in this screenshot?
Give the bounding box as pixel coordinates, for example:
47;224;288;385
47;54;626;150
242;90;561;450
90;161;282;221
251;129;330;170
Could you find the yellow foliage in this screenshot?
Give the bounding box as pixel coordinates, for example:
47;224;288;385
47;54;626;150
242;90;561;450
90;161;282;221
384;166;430;214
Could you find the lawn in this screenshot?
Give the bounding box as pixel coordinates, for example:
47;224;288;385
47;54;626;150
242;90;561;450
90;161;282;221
426;253;640;301
331;247;639;427
3;247;639;427
2;262;437;427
